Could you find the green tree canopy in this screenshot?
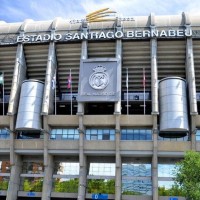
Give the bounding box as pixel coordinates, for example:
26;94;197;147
174;150;200;200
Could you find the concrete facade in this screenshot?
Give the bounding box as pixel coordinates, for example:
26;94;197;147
0;12;200;200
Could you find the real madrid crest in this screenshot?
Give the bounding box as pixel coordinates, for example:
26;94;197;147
89;65;109;90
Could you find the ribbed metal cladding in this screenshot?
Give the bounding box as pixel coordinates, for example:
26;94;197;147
56;42;81;93
0;46;17;93
157;40;186;79
16;80;44;130
159;77;189;135
193;40;200;91
122;40;151;92
24;44;49;82
88;41;115;58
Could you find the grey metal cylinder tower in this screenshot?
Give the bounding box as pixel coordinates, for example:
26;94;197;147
16;79;44;130
159;77;189;137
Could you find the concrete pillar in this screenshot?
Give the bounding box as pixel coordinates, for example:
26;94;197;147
78;131;87;200
42;154;54;200
6;154;22;200
114;19;122;114
152;126;158;200
149;13;159;200
42;41;57;115
41;116;54;200
77;22;88;200
184;13;198;149
7;44;26;115
115;128;121;200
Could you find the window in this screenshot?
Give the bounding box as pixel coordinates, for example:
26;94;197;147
16;131;43;139
87;163;115;194
122;163;152;195
50;128;79;140
158;160;184;196
158;134;189;141
121;129;152;140
0;161;10;173
54;162;79;175
85;129;115;140
0;129;9;139
22;162;44;174
196;129;200;141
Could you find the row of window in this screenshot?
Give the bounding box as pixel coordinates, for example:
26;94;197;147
2;128;200;141
0;162;178;196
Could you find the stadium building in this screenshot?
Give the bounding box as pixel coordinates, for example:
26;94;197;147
0;10;200;200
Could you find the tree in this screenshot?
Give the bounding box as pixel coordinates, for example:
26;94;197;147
174;150;200;200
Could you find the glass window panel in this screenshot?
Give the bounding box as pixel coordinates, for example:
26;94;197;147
98;133;102;140
91;135;98;140
74;134;79;140
110;134;115;141
62;129;68;135
127;129;133;134
102;134;110;140
122;179;152;195
56;129;62;135
121;134;126;140
91;129;97;134
158;164;176;177
134;134;140;140
127;134;133;140
89;163;115;176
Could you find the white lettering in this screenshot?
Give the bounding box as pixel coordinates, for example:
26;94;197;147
17;36;23;43
30;35;37;42
106;32;114;38
126;31;134;38
65;33;73;40
43;34;51;41
151;30;159;37
135;31;142;37
142;30;150;37
90;32;98;39
80;32;88;39
35;35;42;41
115;31;123;38
168;30;176;37
160;30;167;37
72;33;80;40
98;31;106;39
24;35;30;42
54;34;62;40
177;30;184;37
185;29;192;37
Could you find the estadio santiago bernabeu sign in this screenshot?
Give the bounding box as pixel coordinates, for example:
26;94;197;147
1;28;198;45
77;58;121;102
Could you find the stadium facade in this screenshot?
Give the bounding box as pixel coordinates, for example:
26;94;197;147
0;11;200;200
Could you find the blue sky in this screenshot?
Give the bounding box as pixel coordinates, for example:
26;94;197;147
0;0;200;23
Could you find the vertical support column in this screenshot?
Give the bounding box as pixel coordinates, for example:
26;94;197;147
7;43;26;115
42;116;53;200
7;116;22;200
114;18;122;200
150;13;159;200
114;19;122;114
6;154;22;200
77;22;88;200
42;41;57;115
152;117;158;200
115;115;121;200
184;12;198;150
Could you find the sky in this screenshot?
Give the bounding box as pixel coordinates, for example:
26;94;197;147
0;0;200;23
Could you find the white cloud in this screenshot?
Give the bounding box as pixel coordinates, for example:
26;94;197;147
1;0;200;23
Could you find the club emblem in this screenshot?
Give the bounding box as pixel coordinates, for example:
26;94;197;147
89;65;109;90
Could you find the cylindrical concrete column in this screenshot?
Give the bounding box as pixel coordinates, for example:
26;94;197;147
6;154;22;200
115;131;121;200
78;132;87;200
